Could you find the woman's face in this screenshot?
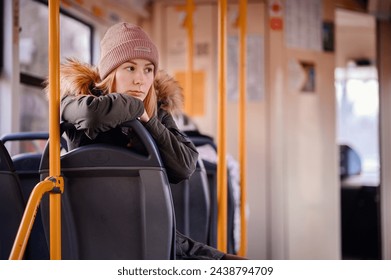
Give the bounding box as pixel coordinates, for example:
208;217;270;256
114;59;155;101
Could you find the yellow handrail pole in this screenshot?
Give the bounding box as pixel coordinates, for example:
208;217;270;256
185;0;194;114
48;0;62;260
9;180;62;259
9;0;63;261
217;0;228;252
238;0;248;257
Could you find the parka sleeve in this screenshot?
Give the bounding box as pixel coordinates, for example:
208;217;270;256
144;111;199;184
61;93;145;139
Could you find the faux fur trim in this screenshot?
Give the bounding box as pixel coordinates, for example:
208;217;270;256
58;59;184;113
154;70;184;114
60;58;100;96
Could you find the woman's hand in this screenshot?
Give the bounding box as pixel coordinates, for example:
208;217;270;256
139;109;150;123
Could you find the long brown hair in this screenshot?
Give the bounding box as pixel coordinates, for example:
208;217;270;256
95;69;157;118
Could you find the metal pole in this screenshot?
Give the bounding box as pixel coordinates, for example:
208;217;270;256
48;0;62;260
238;0;248;257
217;0;228;252
9;0;63;261
185;0;194;114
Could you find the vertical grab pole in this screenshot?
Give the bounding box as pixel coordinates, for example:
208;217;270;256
217;0;228;252
185;0;194;114
48;0;62;260
238;0;248;257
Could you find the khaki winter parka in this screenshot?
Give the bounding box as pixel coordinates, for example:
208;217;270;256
59;59;198;184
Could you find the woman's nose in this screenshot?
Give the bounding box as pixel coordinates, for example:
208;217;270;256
133;71;144;85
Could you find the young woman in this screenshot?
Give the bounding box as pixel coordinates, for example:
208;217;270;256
58;22;245;260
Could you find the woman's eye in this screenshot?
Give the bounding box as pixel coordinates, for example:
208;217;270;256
126;66;135;71
145;67;153;73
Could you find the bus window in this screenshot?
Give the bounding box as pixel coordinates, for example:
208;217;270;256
335;65;379;180
19;0;93;132
20;0;92;79
0;0;3;74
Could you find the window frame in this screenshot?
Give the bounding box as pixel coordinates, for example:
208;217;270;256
0;0;4;74
20;0;94;88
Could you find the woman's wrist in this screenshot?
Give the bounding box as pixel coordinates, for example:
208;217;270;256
138;110;150;123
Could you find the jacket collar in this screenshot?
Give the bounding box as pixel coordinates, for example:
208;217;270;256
59;58;184;113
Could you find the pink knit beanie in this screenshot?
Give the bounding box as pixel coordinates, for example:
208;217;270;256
98;22;159;79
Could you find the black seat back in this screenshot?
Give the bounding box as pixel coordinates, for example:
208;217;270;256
170;158;210;244
187;132;236;253
39;120;175;259
170;180;190;236
1;132;52;259
12;153;43;202
188;158;210;243
340;144;362;178
0;141;24;260
0;132;54;202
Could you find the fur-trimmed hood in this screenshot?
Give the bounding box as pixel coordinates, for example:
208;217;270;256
59;58;184;114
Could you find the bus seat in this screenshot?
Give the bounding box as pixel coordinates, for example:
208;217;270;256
201;160;235;253
12;153;43;202
187;132;236;254
1;132;54;260
339;144;362;178
170;158;210;244
0;131;67;202
0;141;24;260
170;180;190;236
188;158;210;244
11;152;50;260
39;120;175;260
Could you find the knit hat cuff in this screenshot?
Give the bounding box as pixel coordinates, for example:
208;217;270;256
99;39;158;79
